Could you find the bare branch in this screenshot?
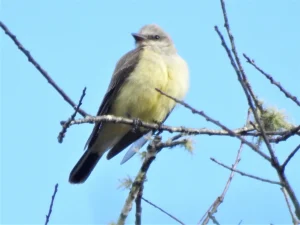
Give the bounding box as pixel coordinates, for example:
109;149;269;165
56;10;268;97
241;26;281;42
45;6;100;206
211;158;282;186
142;197;186;225
217;0;300;219
0;21;89;117
117;137;160;225
200;109;251;225
155;88;271;162
270;125;300;144
218;0;277;164
68;115;299;140
243;54;300;107
282;144;300;171
58;87;87;143
45;184;58;225
281;188;300;225
135;184;143;225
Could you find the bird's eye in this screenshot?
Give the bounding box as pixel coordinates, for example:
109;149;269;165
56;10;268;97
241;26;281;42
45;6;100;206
154;35;160;40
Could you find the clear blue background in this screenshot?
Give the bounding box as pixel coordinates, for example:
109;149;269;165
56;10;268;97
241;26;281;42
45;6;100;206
1;0;299;224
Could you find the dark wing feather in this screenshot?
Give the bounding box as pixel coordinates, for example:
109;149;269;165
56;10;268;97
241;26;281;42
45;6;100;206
107;106;176;161
85;48;142;150
106;130;146;160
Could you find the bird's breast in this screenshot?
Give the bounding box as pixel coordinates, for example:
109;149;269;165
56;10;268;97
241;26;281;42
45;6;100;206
112;49;189;123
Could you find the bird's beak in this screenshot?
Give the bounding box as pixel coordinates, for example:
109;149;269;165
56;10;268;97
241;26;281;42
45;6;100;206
131;33;147;42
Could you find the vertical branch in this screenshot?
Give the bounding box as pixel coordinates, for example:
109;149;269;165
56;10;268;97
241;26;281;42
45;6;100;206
217;0;300;219
135;184;143;225
117;137;160;225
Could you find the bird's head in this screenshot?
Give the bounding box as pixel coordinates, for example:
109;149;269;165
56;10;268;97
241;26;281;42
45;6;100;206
132;24;176;54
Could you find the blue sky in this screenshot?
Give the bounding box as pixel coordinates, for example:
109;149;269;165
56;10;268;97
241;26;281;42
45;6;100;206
1;0;300;224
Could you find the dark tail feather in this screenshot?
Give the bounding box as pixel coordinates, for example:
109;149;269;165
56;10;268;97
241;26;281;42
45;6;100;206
69;150;103;184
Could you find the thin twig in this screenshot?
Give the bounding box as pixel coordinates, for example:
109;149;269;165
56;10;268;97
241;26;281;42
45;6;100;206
282;144;300;171
243;54;300;107
155;88;271;162
57;87;87;143
45;184;58;225
142;197;186;225
281;188;300;225
0;21;89;117
200;109;251;225
270;125;300;144
210;158;282;186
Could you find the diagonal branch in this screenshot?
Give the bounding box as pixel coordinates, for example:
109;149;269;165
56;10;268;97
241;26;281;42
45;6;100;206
281;187;300;225
0;21;89;117
142;197;186;225
210;158;282;186
45;184;59;225
199;109;251;225
243;54;300;107
155;89;271;162
58;87;87;143
282;144;300;171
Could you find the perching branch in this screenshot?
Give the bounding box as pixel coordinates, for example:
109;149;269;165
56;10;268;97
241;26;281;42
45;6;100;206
67;115;299;141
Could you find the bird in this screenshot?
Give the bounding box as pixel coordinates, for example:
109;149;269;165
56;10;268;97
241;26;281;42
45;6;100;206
69;24;189;184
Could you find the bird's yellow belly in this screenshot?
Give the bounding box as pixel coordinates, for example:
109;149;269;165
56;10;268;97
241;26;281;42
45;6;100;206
111;51;180;123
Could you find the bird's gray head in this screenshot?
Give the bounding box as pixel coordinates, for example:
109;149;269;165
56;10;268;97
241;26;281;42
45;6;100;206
132;24;176;54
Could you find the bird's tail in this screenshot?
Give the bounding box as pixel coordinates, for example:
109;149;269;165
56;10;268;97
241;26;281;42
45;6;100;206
69;150;103;184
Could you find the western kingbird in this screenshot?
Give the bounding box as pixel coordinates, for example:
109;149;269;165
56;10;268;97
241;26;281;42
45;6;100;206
69;24;189;184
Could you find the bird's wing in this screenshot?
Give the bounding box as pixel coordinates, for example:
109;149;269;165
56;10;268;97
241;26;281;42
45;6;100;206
119;131;153;164
108;106;175;161
84;48;142;150
106;129;147;160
